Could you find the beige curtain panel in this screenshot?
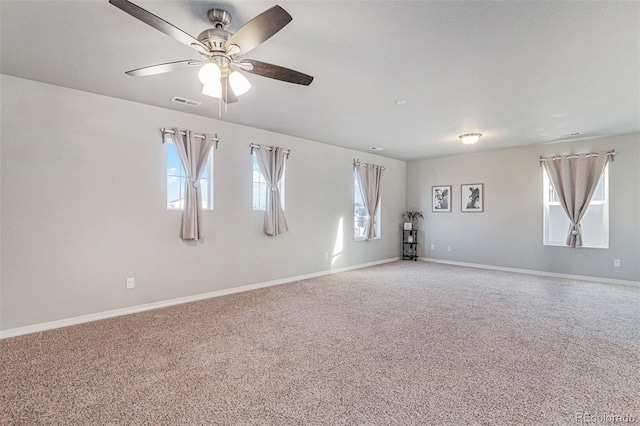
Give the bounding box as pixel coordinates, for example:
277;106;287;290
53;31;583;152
355;162;384;241
168;128;216;241
542;152;609;248
255;145;289;236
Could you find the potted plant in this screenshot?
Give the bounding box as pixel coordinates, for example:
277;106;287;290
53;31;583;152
402;208;424;230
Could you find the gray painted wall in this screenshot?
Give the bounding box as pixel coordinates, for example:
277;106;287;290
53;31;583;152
2;73;637;332
407;133;640;281
0;75;407;330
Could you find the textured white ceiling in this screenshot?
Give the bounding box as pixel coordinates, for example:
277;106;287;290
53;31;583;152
1;1;638;160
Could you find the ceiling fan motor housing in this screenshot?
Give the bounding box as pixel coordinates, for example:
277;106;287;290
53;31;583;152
197;28;230;53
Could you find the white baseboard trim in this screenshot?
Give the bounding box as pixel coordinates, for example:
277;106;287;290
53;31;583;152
1;257;399;340
421;257;640;287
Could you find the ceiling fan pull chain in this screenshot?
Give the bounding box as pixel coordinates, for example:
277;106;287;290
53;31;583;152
225;77;229;114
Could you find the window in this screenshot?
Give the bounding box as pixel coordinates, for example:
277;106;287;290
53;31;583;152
354;172;381;240
543;165;608;248
252;154;284;210
166;141;213;210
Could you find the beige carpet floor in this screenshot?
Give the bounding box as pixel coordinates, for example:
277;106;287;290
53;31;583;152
1;261;639;425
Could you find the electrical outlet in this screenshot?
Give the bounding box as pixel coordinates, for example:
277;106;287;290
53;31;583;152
126;277;135;289
324;252;329;260
430;244;435;250
447;246;452;252
613;259;621;268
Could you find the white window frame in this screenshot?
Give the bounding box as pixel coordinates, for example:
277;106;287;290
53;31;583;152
252;153;285;211
166;141;214;210
354;172;381;241
543;165;609;248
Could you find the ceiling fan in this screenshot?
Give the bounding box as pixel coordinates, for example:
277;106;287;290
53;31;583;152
109;0;314;104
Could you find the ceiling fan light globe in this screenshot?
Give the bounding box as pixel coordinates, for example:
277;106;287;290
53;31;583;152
229;71;251;96
198;63;221;85
202;82;222;98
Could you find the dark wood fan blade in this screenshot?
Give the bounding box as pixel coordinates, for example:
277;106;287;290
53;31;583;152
221;75;238;103
109;0;207;52
225;6;292;56
125;60;199;77
241;59;314;86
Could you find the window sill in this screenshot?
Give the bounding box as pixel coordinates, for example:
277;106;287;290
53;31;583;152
544;242;609;249
167;208;213;211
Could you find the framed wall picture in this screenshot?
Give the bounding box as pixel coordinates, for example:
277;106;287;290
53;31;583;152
432;185;452;212
461;184;484;212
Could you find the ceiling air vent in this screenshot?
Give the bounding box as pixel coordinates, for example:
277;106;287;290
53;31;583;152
171;96;201;107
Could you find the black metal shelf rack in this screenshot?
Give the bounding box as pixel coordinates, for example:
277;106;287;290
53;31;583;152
402;229;418;261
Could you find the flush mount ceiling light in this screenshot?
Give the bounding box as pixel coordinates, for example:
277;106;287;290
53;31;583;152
459;133;482;145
